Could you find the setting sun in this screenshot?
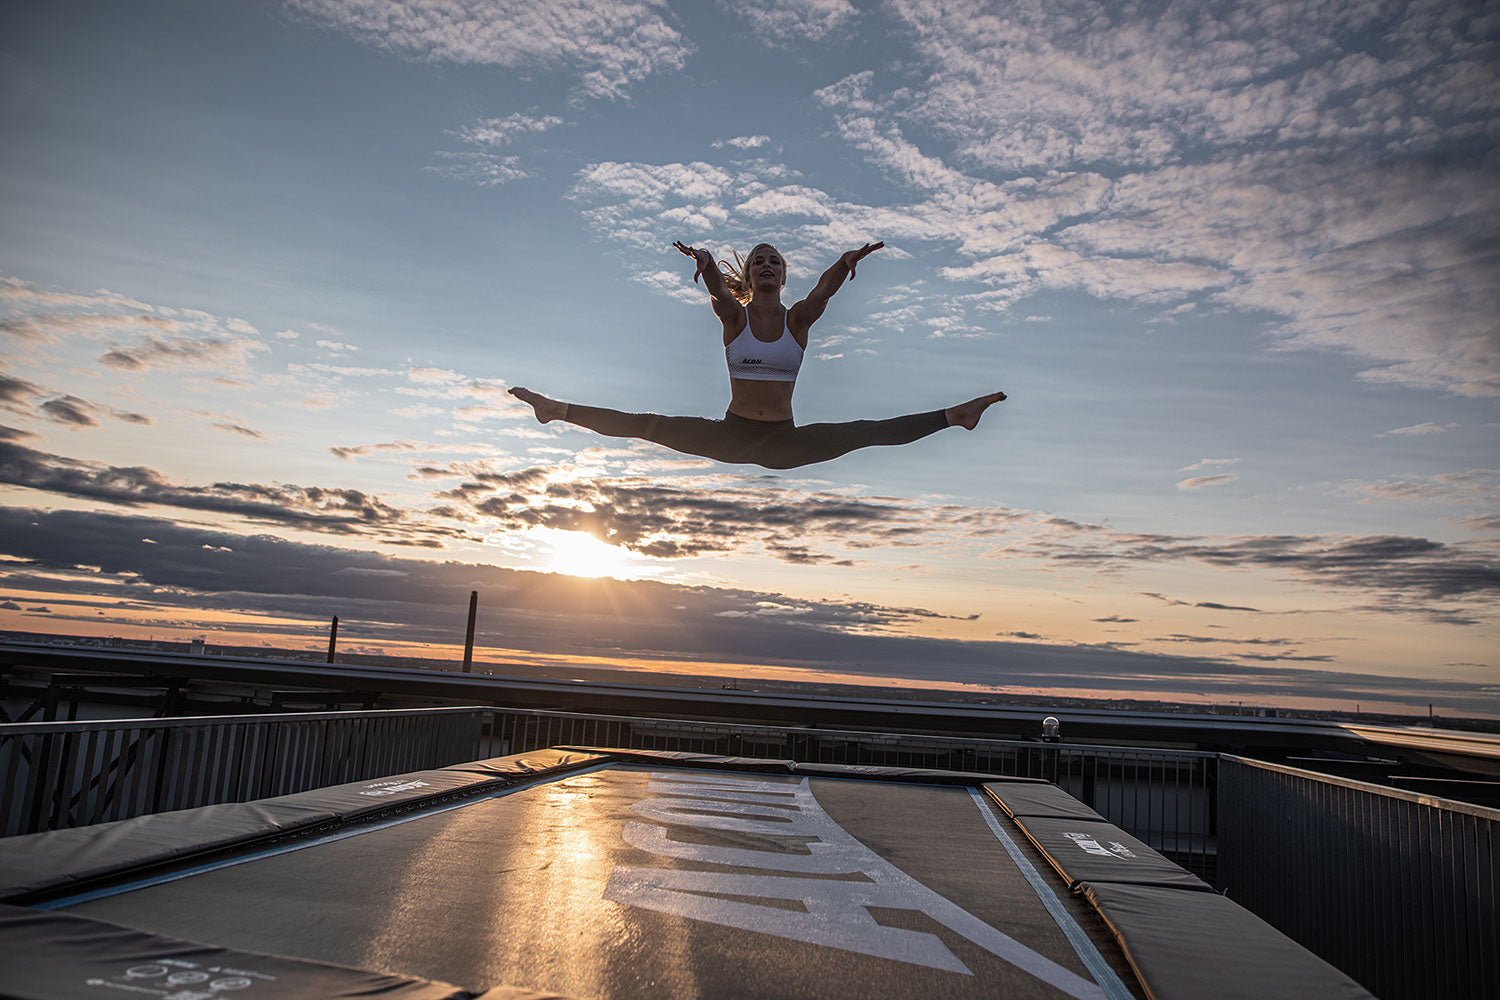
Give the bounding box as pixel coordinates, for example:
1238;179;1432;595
540;530;642;579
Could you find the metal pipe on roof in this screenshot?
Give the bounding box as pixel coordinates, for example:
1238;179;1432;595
462;591;478;673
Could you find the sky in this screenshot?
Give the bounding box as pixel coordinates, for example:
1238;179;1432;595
1;0;1497;717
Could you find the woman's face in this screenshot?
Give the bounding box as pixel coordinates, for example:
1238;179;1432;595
746;244;785;293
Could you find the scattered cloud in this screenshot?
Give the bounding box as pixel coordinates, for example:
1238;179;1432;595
1338;469;1500;506
719;0;858;45
100;333;267;373
397;368;521;408
38;396;100;428
286;362;399;379
1180;458;1240;472
329;440;420;461
211;422;266;439
1158;634;1297;647
1378;422;1459;437
1177;474;1237;490
1045;531;1500;610
3;312;176;346
0;439;466;547
635;269;704;304
286;0;693;101
426;151;530;187
3;377;153;432
1;276;150;313
0;375;43;404
453;400;527;425
1195;602;1263;613
714;135;771;150
0;425;42;444
1232;651;1336;663
408;367;464;384
392;404;444;419
449;112;564;147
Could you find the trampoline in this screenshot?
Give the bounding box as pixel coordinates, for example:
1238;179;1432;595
0;747;1372;1000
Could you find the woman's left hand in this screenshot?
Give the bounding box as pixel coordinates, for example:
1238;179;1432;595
841;241;884;280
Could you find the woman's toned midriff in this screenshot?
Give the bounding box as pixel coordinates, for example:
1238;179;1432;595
728;378;796;421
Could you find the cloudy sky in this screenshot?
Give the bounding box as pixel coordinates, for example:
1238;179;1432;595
2;0;1496;716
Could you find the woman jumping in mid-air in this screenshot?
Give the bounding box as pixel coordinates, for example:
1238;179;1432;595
509;240;1006;470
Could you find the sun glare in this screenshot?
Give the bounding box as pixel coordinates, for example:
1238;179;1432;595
541;530;639;579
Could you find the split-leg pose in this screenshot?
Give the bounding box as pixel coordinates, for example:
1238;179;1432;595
511;240;1005;471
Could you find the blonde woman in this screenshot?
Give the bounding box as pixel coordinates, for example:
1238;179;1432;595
509;241;1005;470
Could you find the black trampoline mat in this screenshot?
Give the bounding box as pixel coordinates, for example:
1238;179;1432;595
68;765;1129;1000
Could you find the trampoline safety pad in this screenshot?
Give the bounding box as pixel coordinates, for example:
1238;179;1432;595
0;749;1374;1000
0;903;470;999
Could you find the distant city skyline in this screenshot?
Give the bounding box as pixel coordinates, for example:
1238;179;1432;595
2;1;1496;716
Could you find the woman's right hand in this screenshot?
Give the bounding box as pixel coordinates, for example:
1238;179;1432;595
673;241;711;284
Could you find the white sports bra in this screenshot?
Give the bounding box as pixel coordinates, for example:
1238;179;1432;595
726;306;804;382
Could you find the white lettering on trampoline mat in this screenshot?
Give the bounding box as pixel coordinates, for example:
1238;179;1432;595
87;957;268;996
605;774;1105;999
357;779;431;797
1064;831;1137;860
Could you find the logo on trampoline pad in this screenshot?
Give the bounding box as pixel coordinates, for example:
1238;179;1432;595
93;958;271;997
1063;831;1137;859
358;778;431;797
605;773;1105;999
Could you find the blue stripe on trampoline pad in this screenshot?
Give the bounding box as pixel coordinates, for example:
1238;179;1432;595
969;788;1136;1000
38;763;618;911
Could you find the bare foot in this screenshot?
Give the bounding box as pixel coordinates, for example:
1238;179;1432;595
945;391;1006;430
510;386;567;424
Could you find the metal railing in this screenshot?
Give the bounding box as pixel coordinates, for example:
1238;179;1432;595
0;707;484;837
1217;755;1499;1000
482;707;1218;879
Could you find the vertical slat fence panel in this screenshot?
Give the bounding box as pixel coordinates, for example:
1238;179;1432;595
1217;754;1497;1000
0;707;486;836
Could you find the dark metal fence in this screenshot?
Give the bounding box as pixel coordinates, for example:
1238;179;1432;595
0;707;484;837
482;707;1218;879
1218;755;1499;1000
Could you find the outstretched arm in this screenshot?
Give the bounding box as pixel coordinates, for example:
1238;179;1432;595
674;241;742;326
790;242;883;331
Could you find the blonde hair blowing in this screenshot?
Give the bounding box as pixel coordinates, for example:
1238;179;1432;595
717;243;782;304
